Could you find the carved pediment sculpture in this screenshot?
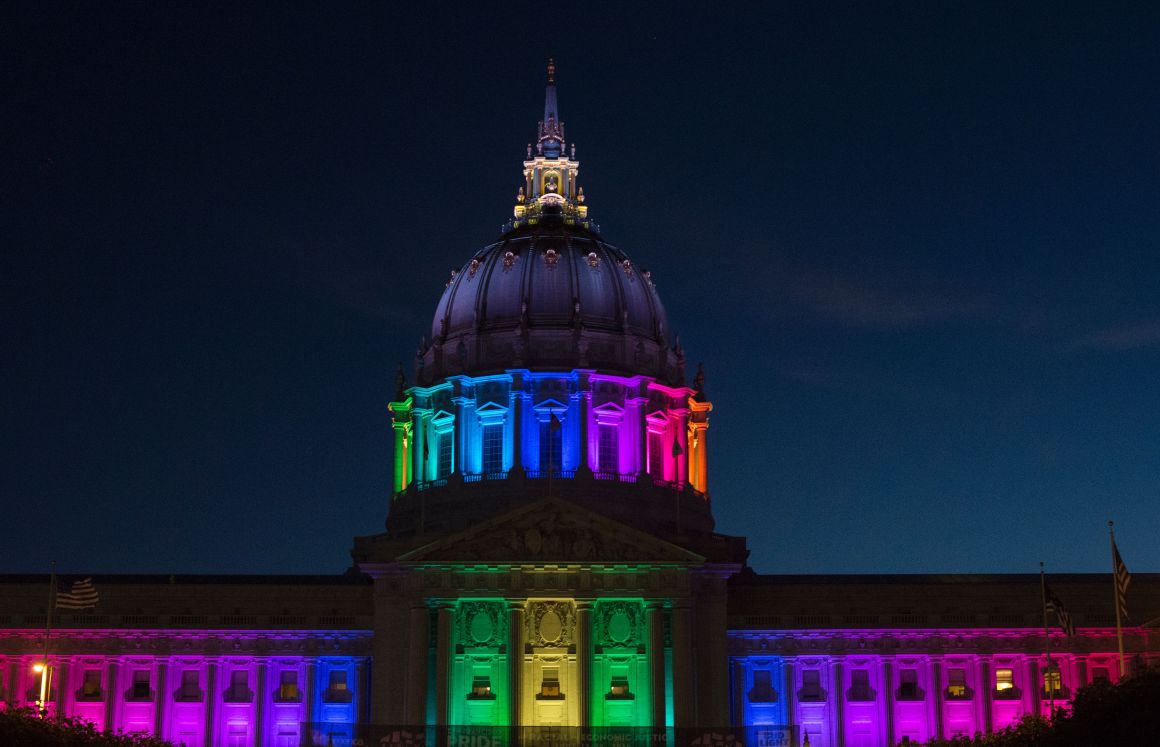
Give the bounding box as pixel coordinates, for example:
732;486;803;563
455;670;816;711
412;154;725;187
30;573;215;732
398;497;704;565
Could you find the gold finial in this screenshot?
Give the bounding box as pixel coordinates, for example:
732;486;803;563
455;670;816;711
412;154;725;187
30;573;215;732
547;57;556;84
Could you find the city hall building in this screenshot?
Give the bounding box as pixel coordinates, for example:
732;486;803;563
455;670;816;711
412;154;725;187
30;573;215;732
2;64;1157;747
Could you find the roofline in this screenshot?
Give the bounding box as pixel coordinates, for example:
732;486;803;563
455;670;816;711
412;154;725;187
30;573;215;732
0;574;371;585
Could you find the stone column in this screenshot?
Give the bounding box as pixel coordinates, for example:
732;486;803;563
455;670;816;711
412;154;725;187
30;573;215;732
508;601;525;727
356;658;370;724
783;660;795;734
976;659;990;736
453;396;469;474
511;382;525;473
1027;659;1039;715
883;660;894;747
55;659;70;719
412;412;425;484
105;660;120;734
930;660;943;741
407;604;431;725
671;603;694;728
832;660;844;747
253;661;268;747
155;659;169;741
647;603;666;729
576;601;593;727
435;604;453;726
305;660;318;730
204;661;218;747
577;374;591;474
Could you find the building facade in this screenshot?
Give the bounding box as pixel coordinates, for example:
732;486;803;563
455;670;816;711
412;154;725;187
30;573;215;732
1;63;1157;747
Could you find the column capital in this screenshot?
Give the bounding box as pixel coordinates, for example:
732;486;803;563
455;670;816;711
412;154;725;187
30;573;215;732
506;599;528;611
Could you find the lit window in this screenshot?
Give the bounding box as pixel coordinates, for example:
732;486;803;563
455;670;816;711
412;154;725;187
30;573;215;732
538;667;563;699
130;670;151;700
324;670;353;703
79;670;103;700
277;671;300;702
539;419;562;472
481;423;504;475
946;668;969;699
848;669;875;701
607;674;633;700
177;670;201;701
1043;667;1062;696
225;670;251;702
598;424;618;474
799;670;824;701
747;670;777;703
437;432;453;478
994;668;1018;699
898;669;921;701
469;675;494;700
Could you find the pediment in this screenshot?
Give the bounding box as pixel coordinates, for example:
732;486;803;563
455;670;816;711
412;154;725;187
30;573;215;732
398;497;705;565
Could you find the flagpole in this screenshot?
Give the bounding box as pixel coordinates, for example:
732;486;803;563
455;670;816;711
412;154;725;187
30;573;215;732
1039;562;1054;716
1109;521;1126;678
38;560;56;715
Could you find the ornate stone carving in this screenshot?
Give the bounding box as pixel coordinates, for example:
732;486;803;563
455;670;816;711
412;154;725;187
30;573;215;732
527;601;575;649
456;600;506;650
595;600;643;649
400;498;704;564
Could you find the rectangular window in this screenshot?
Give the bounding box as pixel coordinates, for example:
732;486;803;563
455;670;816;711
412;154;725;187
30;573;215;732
277;670;300;702
607;674;633;699
130;670;151;700
799;669;824;701
748;669;777;703
1092;667;1110;683
469;675;494;700
178;670;201;701
898;669;920;700
80;670;102;699
946;668;969;699
437;432;453;478
849;669;874;701
225;670;251;702
1043;667;1062;696
648;431;664;478
538;667;563;699
598;424;618;474
482;423;504;474
994;668;1018;699
324;670;352;703
539;419;562;472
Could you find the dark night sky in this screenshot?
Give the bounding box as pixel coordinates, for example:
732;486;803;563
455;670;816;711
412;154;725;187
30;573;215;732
4;3;1159;577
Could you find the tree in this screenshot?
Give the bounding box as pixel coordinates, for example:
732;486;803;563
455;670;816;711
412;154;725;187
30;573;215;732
922;670;1160;746
0;706;177;747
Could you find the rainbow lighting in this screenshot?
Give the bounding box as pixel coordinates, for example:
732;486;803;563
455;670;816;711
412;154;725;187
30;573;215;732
4;59;1155;747
0;628;369;746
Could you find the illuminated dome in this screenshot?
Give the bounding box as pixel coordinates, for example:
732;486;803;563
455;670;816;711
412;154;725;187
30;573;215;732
383;61;719;546
420;218;681;387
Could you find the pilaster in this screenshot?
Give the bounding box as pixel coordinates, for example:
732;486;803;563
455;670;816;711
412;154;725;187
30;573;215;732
576;601;593;726
647;603;665;728
204;660;218;747
407;604;430;724
508;601;526;727
105;659;119;734
435;603;453;725
254;661;268;747
671;602;693;727
155;659;169;740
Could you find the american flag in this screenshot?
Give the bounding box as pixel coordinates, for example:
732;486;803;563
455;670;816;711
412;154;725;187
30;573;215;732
1044;583;1076;637
1113;540;1131;620
56;578;99;610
